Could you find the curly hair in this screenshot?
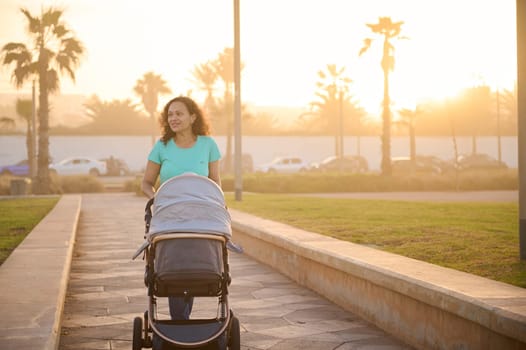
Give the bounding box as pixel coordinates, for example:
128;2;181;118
159;96;211;144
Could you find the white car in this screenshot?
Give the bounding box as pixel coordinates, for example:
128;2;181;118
255;156;310;174
49;157;107;176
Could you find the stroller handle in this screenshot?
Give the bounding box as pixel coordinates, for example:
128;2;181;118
144;197;154;234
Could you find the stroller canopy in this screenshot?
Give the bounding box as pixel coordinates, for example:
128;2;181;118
148;173;232;238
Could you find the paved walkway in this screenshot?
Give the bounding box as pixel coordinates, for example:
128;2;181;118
58;193;412;350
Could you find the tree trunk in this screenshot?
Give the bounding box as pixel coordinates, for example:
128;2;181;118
380;38;392;176
409;125;416;163
381;67;392;176
447;102;460;191
223;87;234;174
496;89;502;163
34;64;51;194
150;111;156;146
26;122;34;177
337;90;344;158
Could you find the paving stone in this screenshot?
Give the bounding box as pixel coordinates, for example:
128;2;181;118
58;193;412;350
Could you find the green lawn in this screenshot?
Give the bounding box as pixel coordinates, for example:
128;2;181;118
225;193;525;288
0;197;59;265
1;194;523;288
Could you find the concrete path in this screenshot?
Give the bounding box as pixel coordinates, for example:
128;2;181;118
0;194;80;350
58;193;412;350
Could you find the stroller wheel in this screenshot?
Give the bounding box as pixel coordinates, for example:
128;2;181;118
228;316;241;350
133;316;143;350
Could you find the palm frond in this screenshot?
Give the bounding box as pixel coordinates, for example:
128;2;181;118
2;42;27;52
13;66;32;88
359;38;372;56
53;24;68;38
20;8;40;33
42;8;64;27
47;69;60;92
3;50;31;65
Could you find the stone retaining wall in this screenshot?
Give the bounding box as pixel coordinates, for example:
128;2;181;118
230;209;526;350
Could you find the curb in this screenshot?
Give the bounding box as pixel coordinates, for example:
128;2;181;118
0;195;82;350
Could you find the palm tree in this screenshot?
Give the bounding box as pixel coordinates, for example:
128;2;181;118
16;98;35;176
1;7;84;193
465;84;492;154
83;95;147;134
359;17;406;176
213;48;237;173
310;64;353;156
499;85;518;132
133;72;172;145
191;61;219;116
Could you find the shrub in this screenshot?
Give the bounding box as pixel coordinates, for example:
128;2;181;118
2;169;516;195
0;175;11;195
58;175;104;193
222;169;518;193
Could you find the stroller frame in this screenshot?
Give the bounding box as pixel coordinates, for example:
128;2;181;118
133;174;240;350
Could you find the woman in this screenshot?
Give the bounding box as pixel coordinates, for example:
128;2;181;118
141;95;221;320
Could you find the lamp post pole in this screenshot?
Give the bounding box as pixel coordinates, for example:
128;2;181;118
234;0;242;201
517;0;526;259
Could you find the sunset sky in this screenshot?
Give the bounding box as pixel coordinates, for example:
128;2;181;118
0;0;518;116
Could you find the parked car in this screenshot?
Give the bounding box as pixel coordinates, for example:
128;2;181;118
255;156;310;174
0;159;30;176
311;155;369;173
454;153;508;170
49;157;107;176
100;157;131;176
391;155;446;175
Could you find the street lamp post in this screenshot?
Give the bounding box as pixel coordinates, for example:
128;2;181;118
233;0;242;201
517;0;526;259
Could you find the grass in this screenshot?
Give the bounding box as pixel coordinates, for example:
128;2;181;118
1;192;523;288
0;197;59;265
225;193;525;288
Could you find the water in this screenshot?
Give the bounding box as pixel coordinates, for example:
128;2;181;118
0;135;518;172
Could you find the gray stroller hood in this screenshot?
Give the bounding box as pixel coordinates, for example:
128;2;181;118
148;173;232;239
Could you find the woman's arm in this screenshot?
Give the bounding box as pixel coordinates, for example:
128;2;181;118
208;160;221;187
141;160;161;199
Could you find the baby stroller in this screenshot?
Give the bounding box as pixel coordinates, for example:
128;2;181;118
132;173;241;350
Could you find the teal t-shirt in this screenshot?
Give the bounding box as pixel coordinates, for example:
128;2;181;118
148;135;221;184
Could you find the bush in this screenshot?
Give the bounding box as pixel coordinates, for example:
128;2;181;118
0;174;104;194
58;175;104;193
221;169;518;193
2;169;515;195
124;177;141;194
0;176;12;195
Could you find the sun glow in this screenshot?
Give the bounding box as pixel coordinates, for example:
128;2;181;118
0;0;517;119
